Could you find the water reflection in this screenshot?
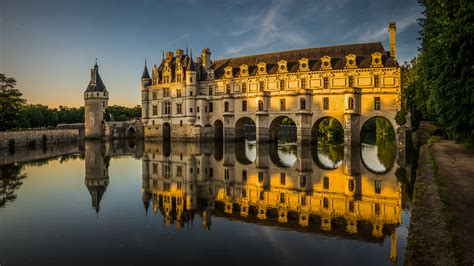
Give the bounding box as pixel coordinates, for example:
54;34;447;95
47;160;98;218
140;140;403;261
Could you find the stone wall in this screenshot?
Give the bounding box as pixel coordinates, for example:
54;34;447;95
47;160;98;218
0;129;79;149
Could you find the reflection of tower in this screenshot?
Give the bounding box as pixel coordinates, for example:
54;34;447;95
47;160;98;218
343;145;362;201
84;141;109;214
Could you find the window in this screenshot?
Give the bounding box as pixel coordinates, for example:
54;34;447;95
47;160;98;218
259;81;265;91
152;105;158;116
224;169;229;180
102;101;105;108
226;84;231;94
241;83;247;93
258;172;264;183
300;175;306;187
224;102;229;112
348;97;354;110
190;108;193;113
242;170;247;182
280;99;286;111
176;165;182;177
226;187;231;196
260;191;264;200
180;120;183;127
323;176;329;189
197;106;200;113
300;98;306;110
153;163;158;174
163;165;170;179
163;88;170;97
242;189;247;198
190;91;193;96
209;168;213;178
280;173;286;185
164;102;171;115
301;196;306;206
209;102;213;112
242;100;247;112
280;80;285;91
323;97;329;110
280;193;285;203
375;203;380;215
208;85;213;95
152;91;157;100
348;76;354;87
349;201;354;212
176;103;182;114
323;198;329;208
374;97;381;110
258;100;264;111
323;77;329;89
301;78;306;89
375;180;382;194
190;77;193;82
374;75;380;88
348;180;355;192
176;89;182;97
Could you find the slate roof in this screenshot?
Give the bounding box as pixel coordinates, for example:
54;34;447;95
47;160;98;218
209;42;397;79
85;65;107;92
141;64;151;80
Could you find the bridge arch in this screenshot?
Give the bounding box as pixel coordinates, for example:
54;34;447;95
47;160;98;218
235;116;256;140
269;115;297;142
126;126;136;138
311;116;344;144
360;116;395;144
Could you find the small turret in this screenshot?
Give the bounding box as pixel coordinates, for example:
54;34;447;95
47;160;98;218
201;48;211;70
141;59;151;89
84;60;108;139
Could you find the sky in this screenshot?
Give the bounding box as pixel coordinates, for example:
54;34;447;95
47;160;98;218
0;0;423;108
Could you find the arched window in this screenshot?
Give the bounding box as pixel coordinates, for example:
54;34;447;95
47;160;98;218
300;98;306;110
258;100;264;111
348;97;354;110
224;101;229;112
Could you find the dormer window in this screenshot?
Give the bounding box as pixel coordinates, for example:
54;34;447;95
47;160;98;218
278;60;288;73
345;54;357;68
298;58;309;71
240;64;249;77
224;66;233;78
257;62;267;75
371;52;383;67
321;56;332;70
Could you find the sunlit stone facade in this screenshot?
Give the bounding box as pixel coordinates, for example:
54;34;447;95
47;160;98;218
141;23;400;144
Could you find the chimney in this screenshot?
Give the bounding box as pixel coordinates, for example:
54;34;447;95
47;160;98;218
389;22;396;60
201;48;211;69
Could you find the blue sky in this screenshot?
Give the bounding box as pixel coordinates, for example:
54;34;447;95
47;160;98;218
0;0;423;107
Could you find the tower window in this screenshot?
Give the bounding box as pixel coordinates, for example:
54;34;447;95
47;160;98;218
348;76;354;87
280;173;286;185
164;102;171;115
208;85;213;95
242;170;247;182
348;180;355;192
176;103;182;114
258;100;264;111
375;180;382;194
152;92;157;100
226;84;231;94
374;97;381;110
300;98;306;110
102;101;105;108
323;176;329;189
209;103;213;112
242;100;247;112
323;198;329;208
280;193;285;203
280;80;285;91
301;78;306;89
348;97;354;110
258;172;264;183
300;175;306;187
374;75;380;88
323;97;329;110
152;105;158;116
224;102;229;112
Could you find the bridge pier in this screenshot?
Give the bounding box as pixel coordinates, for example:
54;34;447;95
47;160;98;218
256;112;269;142
343;113;360;146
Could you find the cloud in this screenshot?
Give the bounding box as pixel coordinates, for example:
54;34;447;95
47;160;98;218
224;0;310;56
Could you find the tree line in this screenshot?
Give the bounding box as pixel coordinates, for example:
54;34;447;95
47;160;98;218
400;0;473;145
0;74;141;131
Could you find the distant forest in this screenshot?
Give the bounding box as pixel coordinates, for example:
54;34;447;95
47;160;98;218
0;75;140;131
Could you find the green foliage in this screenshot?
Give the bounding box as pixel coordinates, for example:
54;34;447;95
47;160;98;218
280;117;295;126
418;0;474;144
105;105;141;121
361;117;395;144
0;74;26;131
0;164;27;208
318;118;343;143
395;108;407;126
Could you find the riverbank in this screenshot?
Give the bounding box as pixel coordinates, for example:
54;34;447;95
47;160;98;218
405;139;474;265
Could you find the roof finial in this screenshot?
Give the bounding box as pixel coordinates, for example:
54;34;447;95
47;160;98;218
190;49;193;59
186;44;189;55
145;58;147;67
162;50;164;61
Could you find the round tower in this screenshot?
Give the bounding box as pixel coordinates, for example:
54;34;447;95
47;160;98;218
84;61;108;139
141;60;151;123
185;53;197;123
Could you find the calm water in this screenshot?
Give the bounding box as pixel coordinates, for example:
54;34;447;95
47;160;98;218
0;140;412;266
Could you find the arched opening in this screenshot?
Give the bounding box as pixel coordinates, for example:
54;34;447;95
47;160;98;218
269;116;296;142
163;122;171;140
126;127;136;138
360;116;396;173
224;101;229;112
311;117;344;144
235;117;256;141
213;120;224;140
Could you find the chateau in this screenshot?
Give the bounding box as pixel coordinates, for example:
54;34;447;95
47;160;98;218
140;23;402;145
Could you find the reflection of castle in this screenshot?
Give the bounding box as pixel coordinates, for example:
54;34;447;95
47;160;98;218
84;141;109;213
141;141;401;262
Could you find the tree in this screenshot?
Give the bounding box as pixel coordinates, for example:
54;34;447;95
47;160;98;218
0;74;26;131
418;0;474;144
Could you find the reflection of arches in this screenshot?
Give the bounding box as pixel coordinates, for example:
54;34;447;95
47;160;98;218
213;120;223;140
360;142;395;174
269;142;297;168
311;142;344;170
126;127;136;138
163;122;171;140
235;117;256;140
269;116;296;141
360;116;395;144
311;117;344;143
235;140;256;165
